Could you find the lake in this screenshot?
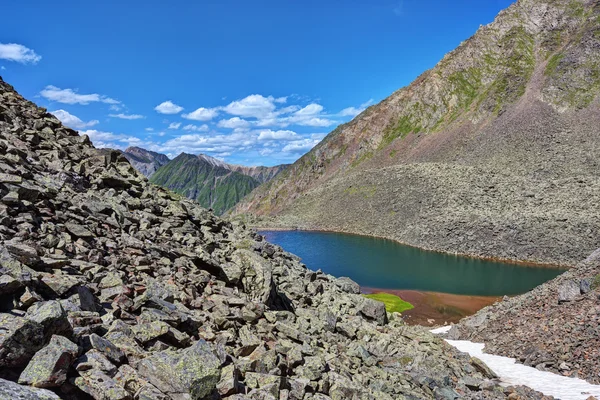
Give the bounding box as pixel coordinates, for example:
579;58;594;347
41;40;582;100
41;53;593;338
260;230;565;297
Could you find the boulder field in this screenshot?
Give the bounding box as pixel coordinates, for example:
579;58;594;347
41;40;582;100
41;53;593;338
0;78;556;399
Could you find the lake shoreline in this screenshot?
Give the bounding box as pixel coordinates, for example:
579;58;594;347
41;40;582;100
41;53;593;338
254;226;569;270
362;287;501;326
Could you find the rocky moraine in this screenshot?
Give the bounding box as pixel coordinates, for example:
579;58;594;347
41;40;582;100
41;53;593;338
0;78;561;400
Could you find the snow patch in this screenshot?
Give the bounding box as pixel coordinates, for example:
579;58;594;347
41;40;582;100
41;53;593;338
429;325;452;334
445;339;600;400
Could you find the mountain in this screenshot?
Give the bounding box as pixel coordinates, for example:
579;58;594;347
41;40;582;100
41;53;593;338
0;75;550;400
233;0;600;266
121;146;170;178
150;153;287;215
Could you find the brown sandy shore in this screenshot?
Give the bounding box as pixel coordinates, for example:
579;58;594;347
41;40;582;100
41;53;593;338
363;287;501;326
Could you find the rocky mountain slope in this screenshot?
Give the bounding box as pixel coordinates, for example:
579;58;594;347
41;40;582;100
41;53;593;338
150;153;286;215
448;248;600;385
0;77;556;400
121;147;170;178
233;0;600;266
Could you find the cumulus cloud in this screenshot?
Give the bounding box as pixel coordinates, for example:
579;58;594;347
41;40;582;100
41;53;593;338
109;113;145;120
145;127;154;132
257;130;298;141
339;99;374;117
223;94;277;119
183;124;209;132
154;100;183;114
51;110;99;129
183;107;219;121
282;138;322;153
168;122;181;130
41;86;120;105
217;117;251;129
0;43;41;64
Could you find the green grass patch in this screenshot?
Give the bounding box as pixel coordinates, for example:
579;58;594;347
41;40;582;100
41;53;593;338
545;53;564;76
363;293;414;313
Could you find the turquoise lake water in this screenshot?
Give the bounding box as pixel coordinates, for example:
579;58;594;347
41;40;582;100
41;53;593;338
260;230;566;296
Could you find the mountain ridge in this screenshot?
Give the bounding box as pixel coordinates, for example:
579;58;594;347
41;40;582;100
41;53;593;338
232;0;600;266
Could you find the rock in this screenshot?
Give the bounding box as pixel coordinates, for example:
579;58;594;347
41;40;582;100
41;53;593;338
558;280;580;303
25;300;72;339
470;357;498;379
359;297;388;325
0;313;45;367
86;333;126;364
216;364;240;396
5;242;40;267
72;369;132;400
580;278;591;294
0;377;61;399
335;277;360;294
0;274;23;294
19;335;79;388
231;249;275;304
64;222;94;238
74;349;118;376
137;339;221;400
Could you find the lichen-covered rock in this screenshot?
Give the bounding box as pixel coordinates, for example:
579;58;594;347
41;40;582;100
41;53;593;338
231;249;275;304
0;377;61;399
19;335;79;388
72;369;132;400
137;339;221;399
0;314;45;367
25;300;72;339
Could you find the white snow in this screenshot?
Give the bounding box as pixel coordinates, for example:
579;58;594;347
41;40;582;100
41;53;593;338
429;325;452;334
441;337;600;400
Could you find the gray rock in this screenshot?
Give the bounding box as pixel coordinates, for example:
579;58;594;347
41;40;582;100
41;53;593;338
0;313;45;367
19;335;79;388
0;377;61;399
72;369;131;400
558;280;580;303
231;249;275;304
359;297;388;325
335;277;360;294
580;278;591;294
137;339;221;400
87;333;126;364
25;300;72;339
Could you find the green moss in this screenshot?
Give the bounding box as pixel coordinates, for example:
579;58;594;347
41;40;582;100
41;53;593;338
379;115;421;149
545;53;564;76
389;149;398;158
448;68;482;110
567;0;585;18
363;293;414;313
591;274;600;290
351;151;373;168
344;185;377;198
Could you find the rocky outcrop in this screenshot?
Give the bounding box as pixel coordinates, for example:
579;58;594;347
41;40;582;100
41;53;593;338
449;249;600;384
233;0;600;266
0;77;555;399
121;147;170;178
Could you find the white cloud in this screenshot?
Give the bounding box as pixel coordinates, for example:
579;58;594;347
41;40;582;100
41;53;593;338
274;97;287;104
258;129;298;141
109;113;145;120
294;103;323;116
282;138;322;153
40;86;120;105
51;109;99;129
145;127;154;132
0;43;41;64
217;117;251;129
183;124;209;132
183;107;219;121
339;99;374;117
109;104;122;112
1;66;5;70
154;100;183;114
223;94;277;119
168;122;181;130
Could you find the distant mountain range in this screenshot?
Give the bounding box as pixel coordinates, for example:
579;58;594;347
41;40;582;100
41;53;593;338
120;147;287;215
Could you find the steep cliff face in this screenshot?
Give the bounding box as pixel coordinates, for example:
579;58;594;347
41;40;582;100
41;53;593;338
122;146;170;178
233;0;600;266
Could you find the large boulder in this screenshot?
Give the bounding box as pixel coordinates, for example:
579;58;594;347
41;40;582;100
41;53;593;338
19;335;79;388
25;300;72;339
0;377;61;400
359;297;388;325
558;280;580;303
230;250;275;304
137;339;221;400
0;313;45;367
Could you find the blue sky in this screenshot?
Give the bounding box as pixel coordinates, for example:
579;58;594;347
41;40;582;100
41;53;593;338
1;0;512;166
